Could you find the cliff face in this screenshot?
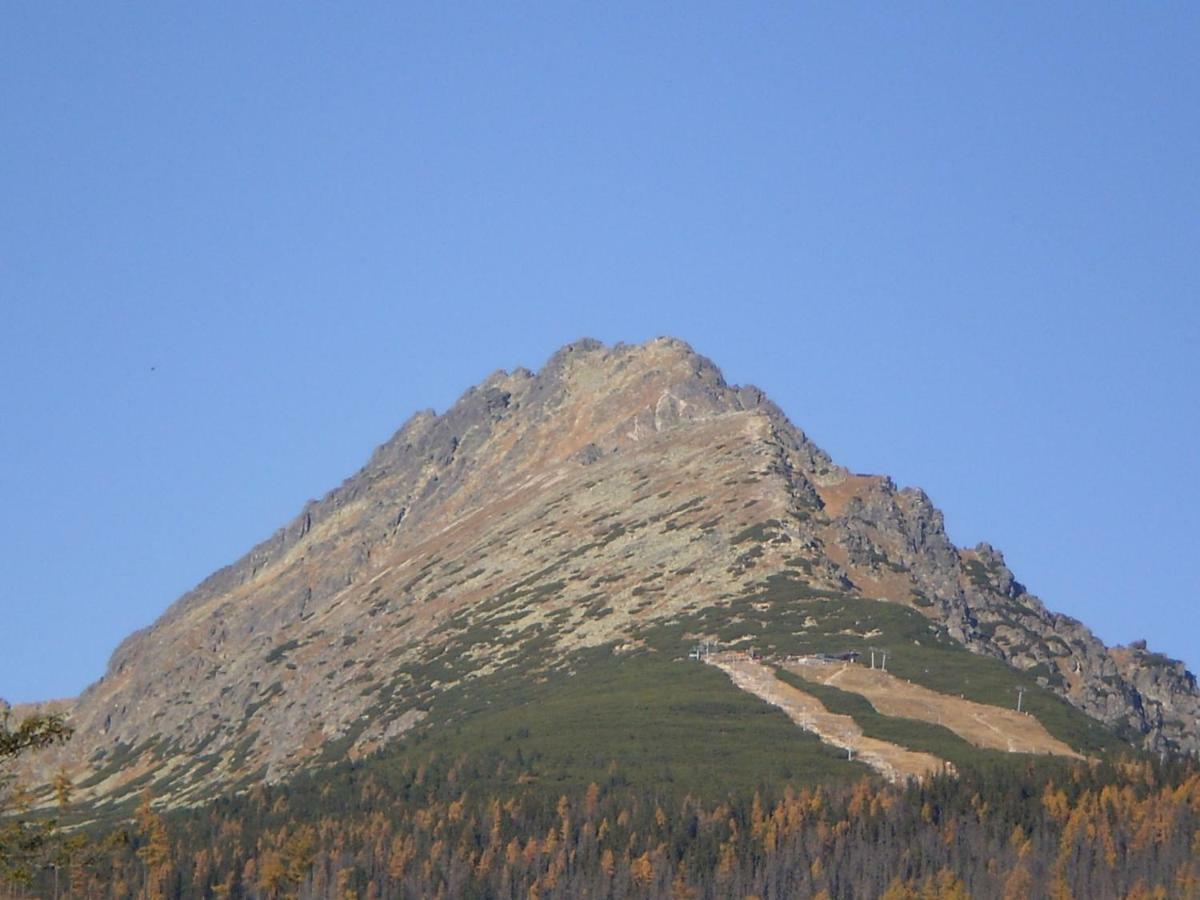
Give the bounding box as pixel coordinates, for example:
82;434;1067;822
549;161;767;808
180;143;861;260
809;476;1197;753
21;338;1198;809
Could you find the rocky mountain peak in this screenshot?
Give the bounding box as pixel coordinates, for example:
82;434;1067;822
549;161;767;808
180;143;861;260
19;338;1199;811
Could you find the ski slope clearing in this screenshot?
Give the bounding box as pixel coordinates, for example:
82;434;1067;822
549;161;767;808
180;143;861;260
785;661;1082;758
708;655;947;783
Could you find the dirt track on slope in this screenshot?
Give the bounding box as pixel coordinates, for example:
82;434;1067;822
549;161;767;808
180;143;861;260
708;656;948;783
785;662;1081;758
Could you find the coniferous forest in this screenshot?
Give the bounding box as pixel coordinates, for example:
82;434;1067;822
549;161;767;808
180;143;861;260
3;716;1198;900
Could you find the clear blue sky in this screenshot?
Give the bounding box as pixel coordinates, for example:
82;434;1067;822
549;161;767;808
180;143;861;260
2;6;1196;703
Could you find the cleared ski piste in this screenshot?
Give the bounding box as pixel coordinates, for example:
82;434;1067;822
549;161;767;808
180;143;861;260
707;654;949;783
785;660;1082;758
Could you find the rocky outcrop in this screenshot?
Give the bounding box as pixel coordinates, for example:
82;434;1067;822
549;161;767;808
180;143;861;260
810;473;1196;753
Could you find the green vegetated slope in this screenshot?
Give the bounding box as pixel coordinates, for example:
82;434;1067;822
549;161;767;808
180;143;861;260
74;576;1130;825
310;578;1128;808
633;575;1128;757
353;650;870;803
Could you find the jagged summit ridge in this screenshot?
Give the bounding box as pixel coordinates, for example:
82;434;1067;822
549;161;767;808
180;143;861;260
128;338;825;640
25;337;1199;810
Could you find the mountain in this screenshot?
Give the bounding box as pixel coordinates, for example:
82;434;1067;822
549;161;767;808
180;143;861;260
17;337;1199;815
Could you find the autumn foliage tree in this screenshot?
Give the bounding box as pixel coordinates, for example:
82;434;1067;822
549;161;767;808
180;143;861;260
0;710;72;892
10;749;1189;899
